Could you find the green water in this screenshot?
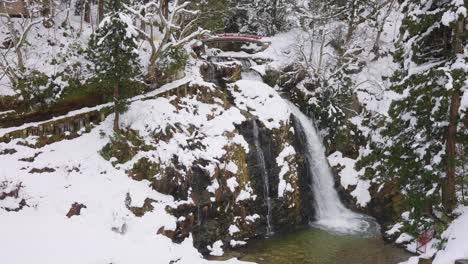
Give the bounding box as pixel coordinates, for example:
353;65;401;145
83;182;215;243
212;227;411;264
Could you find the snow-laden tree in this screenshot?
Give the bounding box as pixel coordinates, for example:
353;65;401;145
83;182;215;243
87;3;141;131
289;0;368;156
225;0;296;36
125;0;207;83
358;0;468;234
0;11;43;96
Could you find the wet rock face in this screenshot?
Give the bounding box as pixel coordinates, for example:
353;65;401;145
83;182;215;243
200;60;242;85
237;119;308;234
112;84;309;254
367;181;406;238
158;117;309;255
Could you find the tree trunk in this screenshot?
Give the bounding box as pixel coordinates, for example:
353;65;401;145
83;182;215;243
113;83;120;132
444;90;461;212
345;1;357;43
84;0;91;23
270;0;278;36
98;0;104;22
16;49;25;73
443;16;464;213
162;0;169;18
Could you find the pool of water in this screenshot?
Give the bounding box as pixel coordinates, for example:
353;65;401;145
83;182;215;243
211;227;412;264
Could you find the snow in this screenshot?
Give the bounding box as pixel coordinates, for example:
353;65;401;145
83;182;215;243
225;162;239;174
400;257;420;264
230;240;247;247
229;80;290;129
461;89;468;114
328;151;371;207
228;225;240;236
251;65;266;76
245;214;260;223
397;211;468;264
395;233;414;244
0;117;238;264
207;179;220;194
227;177;239;193
236;184;256;202
442;11;457;27
432;207;468;264
386;222;404;236
0;92;256;263
121;94;247;176
207;240;224;256
276;145;295;198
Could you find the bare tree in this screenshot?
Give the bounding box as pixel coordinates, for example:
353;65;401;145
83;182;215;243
372;0;397;56
125;0;208;83
0;13;43;89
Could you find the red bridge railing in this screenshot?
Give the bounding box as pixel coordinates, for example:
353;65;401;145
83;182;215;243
212;34;263;40
416;226;435;254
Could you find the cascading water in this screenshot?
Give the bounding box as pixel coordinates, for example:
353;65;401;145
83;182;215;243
238;58;252;69
206;63;217;84
286;101;379;235
252;119;273;236
238;58;263;82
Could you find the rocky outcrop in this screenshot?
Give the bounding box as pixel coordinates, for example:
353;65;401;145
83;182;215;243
200;59;242;85
101;82;312;255
66;203;87;218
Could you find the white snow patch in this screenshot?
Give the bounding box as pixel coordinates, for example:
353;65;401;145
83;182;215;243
328;151;371;206
432;207;468;264
229;80;290;129
207;240;224;256
276;145;296;198
227;177;239;193
228;225;240;236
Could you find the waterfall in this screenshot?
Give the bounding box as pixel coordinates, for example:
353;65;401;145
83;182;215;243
206;62;218;84
252;119;273;236
238;58;252;70
286;101;378;235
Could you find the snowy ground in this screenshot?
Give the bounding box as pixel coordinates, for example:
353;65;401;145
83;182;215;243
0;113;252;264
0;52;297;263
396;206;468;264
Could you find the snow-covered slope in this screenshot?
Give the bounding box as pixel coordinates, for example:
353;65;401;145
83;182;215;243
0;108;251;264
0;75;272;263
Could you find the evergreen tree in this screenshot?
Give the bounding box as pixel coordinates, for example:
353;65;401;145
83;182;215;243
87;1;141;132
358;0;468;233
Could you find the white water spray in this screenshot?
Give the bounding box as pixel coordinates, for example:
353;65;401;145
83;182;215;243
287;101;378;235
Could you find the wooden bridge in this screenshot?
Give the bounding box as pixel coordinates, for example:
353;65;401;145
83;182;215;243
203;34;271;52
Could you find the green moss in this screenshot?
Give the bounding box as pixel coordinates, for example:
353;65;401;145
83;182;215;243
262;70;281;87
229;143;250;187
128;157;160;181
100;134;137;165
